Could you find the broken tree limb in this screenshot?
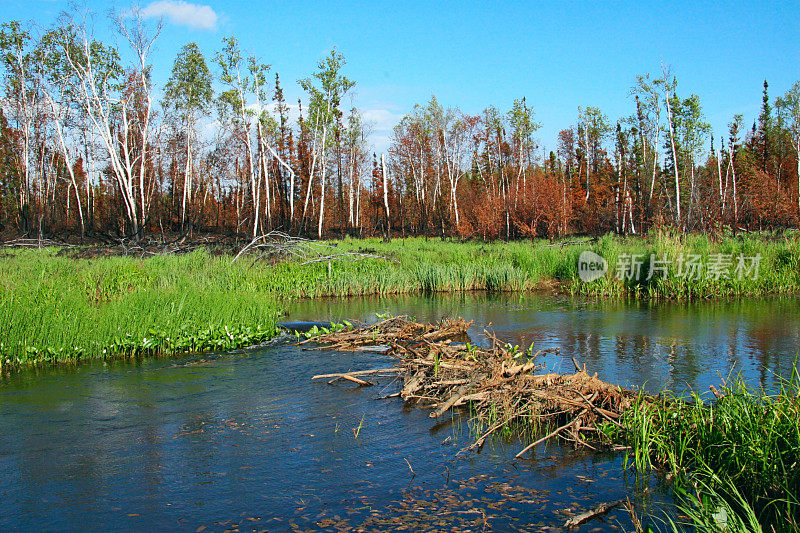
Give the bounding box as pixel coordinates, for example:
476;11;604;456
312;368;399;380
430;385;470;418
563;499;625;528
404;458;415;478
515;408;589;458
313;373;373;386
465;419;507;453
503;360;538;378
576;390;626;430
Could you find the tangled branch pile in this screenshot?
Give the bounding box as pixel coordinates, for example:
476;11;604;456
233;231;395;265
307;316;638;455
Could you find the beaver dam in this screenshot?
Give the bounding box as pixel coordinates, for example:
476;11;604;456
304;316;639;458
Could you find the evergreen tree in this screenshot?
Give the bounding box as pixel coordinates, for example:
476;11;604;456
757;79;771;172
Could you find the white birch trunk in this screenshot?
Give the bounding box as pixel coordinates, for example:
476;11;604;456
381;153;390;235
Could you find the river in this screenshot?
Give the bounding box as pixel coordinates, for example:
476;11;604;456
1;293;798;531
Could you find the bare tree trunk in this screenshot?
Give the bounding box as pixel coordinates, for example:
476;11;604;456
796;141;800;215
256;122;272;230
182;117;192;232
347;144;355;227
688;162;696;227
317;126;328;239
381;153;390;237
49;98;85;239
731;147;739;224
716;149;725;216
355;169;361;231
615;151;622;233
265;153;272;229
302;120;320;226
663;73;681;228
584;127;591;201
251;134;261;238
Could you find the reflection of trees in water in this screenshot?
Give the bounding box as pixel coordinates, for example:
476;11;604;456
288;292;800;393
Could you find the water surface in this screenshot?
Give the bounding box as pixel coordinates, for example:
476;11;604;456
1;293;797;531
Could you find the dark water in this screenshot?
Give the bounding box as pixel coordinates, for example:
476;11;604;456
1;293;798;532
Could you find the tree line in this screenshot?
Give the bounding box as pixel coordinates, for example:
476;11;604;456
1;10;799;242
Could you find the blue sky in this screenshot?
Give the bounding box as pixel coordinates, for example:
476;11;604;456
3;0;799;154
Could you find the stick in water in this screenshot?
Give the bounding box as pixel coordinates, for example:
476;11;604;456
515;408;588;458
563;499;625;528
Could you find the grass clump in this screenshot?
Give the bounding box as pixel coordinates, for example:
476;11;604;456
330;233;800;299
0;248;283;369
616;374;800;531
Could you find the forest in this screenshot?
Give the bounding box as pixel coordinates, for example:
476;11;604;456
1;11;800;243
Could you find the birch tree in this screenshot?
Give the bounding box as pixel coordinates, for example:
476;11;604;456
56;13;150;236
728;114;743;224
577;106;610;201
38;27;87;238
164;42;212;232
631;74;661;205
299;48;354;238
508;97;540;205
343;107;367;229
0;21;39;229
776;82;800;215
216;37;261;236
674;94;710;228
657;65;681;227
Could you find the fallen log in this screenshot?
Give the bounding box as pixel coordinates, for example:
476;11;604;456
515;408;589;458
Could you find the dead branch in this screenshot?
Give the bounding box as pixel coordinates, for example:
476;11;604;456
319;373;373;386
232;231;397;265
515;409;589;458
563;499;625;528
312;368;400;380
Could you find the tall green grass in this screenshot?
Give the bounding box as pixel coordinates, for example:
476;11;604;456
329;232;800;299
0;249;283;368
617;375;800;531
2;232;800;368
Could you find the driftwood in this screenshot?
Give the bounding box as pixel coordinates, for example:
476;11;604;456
305;316;638;454
563;499;625;528
311;368;401;386
312;368;400;379
430;385;470;418
327;374;373;386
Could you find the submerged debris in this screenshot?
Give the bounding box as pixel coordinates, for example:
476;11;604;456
306;316;639;455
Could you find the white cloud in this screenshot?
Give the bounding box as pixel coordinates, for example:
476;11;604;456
142;1;218;31
361;108;403;131
360;107;404;153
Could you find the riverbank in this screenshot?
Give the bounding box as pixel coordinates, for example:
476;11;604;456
2;232;800;369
